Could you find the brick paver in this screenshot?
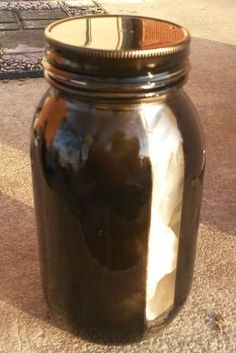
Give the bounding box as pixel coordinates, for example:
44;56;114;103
0;22;19;30
0;10;19;30
0;10;17;22
18;8;67;29
18;8;67;20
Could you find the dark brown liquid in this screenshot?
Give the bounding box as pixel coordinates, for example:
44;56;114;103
31;93;153;342
30;89;204;343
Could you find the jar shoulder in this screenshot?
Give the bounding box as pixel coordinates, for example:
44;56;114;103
31;89;205;178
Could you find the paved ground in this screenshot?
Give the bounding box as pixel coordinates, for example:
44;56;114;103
0;1;236;352
0;0;106;78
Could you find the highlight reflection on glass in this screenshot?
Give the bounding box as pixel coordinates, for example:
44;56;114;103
34;96;67;149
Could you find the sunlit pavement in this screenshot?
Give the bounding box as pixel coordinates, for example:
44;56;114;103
0;1;235;352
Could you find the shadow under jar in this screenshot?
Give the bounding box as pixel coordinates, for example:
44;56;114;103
30;15;205;343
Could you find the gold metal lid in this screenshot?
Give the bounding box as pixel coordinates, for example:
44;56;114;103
44;15;190;78
45;15;189;58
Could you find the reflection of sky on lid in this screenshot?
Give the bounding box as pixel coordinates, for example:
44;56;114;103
48;16;186;51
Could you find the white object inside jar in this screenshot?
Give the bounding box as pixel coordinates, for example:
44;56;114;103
141;104;184;321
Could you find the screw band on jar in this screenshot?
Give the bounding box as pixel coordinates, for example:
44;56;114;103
42;15;190;96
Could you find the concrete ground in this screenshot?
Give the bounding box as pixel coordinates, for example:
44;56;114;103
0;1;236;352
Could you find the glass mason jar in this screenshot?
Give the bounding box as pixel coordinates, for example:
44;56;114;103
30;15;205;343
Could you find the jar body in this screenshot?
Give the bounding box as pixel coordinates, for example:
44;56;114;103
30;88;205;342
